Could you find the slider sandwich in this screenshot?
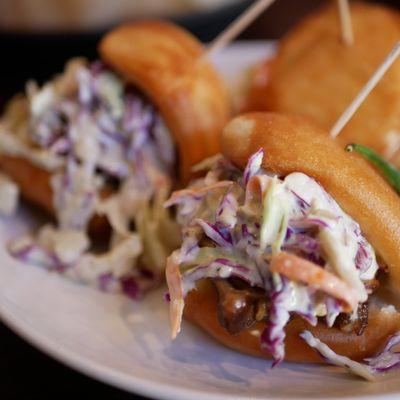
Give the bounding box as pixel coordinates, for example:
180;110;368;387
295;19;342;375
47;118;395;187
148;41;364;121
0;21;229;296
165;112;400;379
246;2;400;165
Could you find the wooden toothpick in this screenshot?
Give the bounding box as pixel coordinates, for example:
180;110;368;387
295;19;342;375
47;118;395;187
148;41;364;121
337;0;354;46
330;41;400;138
205;0;277;59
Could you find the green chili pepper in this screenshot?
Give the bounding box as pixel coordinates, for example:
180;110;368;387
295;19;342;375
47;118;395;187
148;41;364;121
346;143;400;194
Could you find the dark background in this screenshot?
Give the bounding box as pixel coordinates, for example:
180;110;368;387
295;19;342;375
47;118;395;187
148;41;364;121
0;0;398;398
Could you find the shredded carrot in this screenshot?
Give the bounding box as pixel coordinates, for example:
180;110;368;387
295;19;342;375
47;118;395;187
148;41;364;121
165;250;185;339
270;251;361;312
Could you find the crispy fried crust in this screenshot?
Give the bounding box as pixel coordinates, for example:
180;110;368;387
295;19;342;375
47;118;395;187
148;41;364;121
185;280;400;363
246;2;400;165
222;112;400;293
99;20;230;183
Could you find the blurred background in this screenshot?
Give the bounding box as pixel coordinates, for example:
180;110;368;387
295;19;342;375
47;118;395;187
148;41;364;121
0;0;399;399
0;0;398;108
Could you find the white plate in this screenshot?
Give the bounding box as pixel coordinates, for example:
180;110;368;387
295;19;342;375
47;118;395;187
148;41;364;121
1;43;400;400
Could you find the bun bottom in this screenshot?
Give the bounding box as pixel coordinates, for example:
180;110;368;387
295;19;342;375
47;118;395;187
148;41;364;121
0;155;53;213
0;154;110;240
184;280;400;363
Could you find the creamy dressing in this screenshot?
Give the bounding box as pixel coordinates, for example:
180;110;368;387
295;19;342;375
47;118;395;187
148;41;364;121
182;262;233;294
319;229;367;301
284;281;315;317
95;72;124;119
39;226;89;265
0;173;19;216
9;225;142;285
30;85;55;117
0;128;63;171
1;58;180;295
65;234;142;283
257;171;376;309
284;172;378;299
260;176;293;252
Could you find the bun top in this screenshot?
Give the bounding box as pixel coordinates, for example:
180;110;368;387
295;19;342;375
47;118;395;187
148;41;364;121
100;21;230;183
248;2;400;166
222;112;400;292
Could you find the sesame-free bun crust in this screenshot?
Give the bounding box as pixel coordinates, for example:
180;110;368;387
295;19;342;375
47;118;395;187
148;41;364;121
246;2;400;165
185;280;400;362
100;20;230;182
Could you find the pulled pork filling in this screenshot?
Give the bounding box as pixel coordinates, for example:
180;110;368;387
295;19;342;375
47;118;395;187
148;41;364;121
0;58;180;298
213;278;268;335
165;150;400;380
213;278;369;337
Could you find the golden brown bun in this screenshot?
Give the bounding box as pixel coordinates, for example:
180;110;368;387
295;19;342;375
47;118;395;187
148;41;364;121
185;280;400;363
99;21;230;183
246;2;400;165
0;155;110;239
184;112;400;363
222;112;400;293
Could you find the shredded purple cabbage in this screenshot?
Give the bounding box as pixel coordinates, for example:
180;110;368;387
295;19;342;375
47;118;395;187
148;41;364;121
261;277;291;366
283;233;319;257
325;297;341;327
291;190;311;213
216;191;238;229
355;240;373;273
182;259;263;290
195;219;233;248
7;59;176;300
180;235;200;261
366;333;400;373
301;330;400;380
243;148;263;186
289;217;330;229
9;238;69;272
121;277;141;299
98;273;117;292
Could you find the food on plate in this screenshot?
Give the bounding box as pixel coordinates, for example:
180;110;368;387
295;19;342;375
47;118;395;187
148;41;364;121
0;21;229;297
246;2;400;166
165;112;400;379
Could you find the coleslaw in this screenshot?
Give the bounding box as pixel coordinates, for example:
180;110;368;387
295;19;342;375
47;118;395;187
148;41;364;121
0;58;180;297
165;150;400;378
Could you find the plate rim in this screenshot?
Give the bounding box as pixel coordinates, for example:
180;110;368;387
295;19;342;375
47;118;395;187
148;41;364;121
0;295;233;400
2;295;400;400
